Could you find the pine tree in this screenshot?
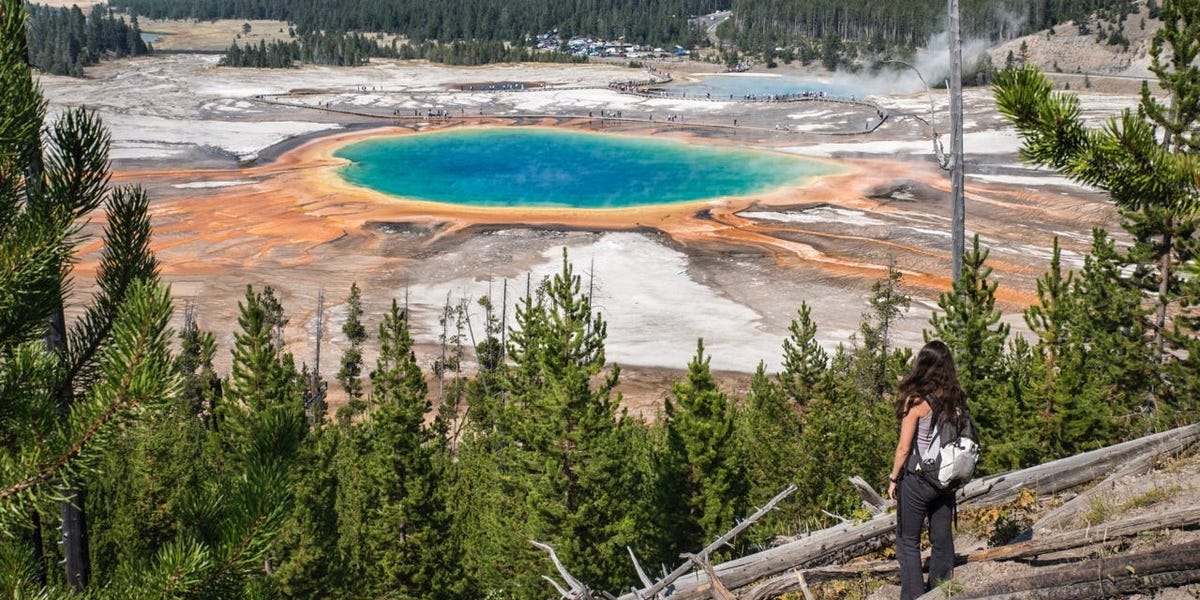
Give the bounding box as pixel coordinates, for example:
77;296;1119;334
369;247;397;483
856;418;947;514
1022;238;1114;457
483;251;649;594
365;299;440;596
778;301;829;406
175;302;221;427
269;425;343;598
662;339;749;555
927;236;1015;472
737;362;804;539
928;236;1010;403
336;282;367;419
3;3;304;593
853;262;911;403
0;0;176;586
994;3;1200;407
223;286;302;421
1072;230;1155;427
793;345;892;518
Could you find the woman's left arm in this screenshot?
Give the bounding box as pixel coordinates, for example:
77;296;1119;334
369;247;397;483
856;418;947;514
887;401;926;500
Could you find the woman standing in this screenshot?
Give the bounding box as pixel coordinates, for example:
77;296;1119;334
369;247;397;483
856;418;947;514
886;340;969;599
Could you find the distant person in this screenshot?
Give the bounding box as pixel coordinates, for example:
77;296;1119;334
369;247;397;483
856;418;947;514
887;340;970;599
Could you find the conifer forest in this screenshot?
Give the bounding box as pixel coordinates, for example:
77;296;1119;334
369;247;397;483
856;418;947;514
3;0;1200;597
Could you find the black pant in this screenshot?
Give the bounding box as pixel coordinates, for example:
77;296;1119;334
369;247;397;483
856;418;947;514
895;472;955;600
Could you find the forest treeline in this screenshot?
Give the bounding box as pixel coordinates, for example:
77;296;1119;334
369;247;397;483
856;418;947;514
109;0;722;47
219;33;586;68
5;0;1200;596
105;0;1136;63
719;0;1137;62
27;0;1141;75
24;2;150;76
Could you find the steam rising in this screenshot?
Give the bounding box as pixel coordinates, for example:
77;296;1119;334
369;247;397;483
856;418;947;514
830;31;994;97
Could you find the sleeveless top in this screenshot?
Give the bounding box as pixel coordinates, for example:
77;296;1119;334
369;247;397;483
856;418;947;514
915;413;935;456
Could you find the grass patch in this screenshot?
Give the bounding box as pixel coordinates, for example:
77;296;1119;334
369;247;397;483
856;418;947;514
1083;484;1181;526
813;574;888;600
1119;485;1180;511
1084;495;1113;526
936;578;964;597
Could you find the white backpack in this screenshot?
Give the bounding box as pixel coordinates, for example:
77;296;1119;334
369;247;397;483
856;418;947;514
911;410;980;490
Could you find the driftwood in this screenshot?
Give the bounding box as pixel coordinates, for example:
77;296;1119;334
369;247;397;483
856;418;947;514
743;561;897;599
635;423;1200;600
918;539;1200;599
532;540;597;600
685;553;735;600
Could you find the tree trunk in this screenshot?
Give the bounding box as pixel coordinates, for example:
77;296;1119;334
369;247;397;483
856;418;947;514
948;0;965;284
61;485;89;588
1151;228;1172;415
30;510;47;586
1029;446;1158;533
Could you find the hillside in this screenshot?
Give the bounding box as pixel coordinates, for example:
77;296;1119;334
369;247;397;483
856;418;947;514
988;0;1159;94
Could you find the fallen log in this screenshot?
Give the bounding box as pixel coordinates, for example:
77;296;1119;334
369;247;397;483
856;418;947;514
626;423;1200;600
1029;445;1161;533
918;539;1200;599
965;503;1200;563
624;485;797;600
958;423;1200;507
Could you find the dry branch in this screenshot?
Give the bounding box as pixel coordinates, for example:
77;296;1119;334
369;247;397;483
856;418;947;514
532;540;595;599
744;490;1200;598
617;485;796;600
848;476;889;515
958;423;1200;507
684;553;735;600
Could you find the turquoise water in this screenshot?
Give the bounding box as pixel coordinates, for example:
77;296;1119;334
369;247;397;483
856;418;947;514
335;128;834;208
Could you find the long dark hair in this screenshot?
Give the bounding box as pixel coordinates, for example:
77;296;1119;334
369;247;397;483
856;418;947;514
896;340;967;429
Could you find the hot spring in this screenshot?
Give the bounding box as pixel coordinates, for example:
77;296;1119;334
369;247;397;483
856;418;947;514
666;73;862;100
334;127;837;208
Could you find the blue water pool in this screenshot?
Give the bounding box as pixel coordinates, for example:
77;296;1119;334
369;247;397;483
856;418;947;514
335;128;835;208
